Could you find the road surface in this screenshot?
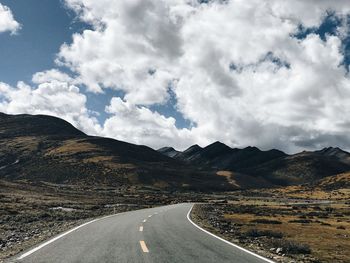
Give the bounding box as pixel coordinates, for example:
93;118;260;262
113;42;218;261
12;203;273;263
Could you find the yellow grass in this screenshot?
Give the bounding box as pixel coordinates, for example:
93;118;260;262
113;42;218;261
216;171;240;188
224;202;350;262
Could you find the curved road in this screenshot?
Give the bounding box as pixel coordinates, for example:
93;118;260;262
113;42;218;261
12;203;273;263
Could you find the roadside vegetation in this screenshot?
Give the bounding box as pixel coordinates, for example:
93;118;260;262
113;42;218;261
191;190;350;263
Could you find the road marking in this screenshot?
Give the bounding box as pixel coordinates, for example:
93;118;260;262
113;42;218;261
143;219;147;223
16;205;177;260
148;215;152;218
139;226;143;232
154;212;158;215
140;240;149;253
186;204;275;263
17;212;126;260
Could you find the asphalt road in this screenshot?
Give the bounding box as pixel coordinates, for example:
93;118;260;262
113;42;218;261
12;203;273;263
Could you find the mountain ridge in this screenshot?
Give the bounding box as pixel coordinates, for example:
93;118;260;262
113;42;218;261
1;112;349;190
0;113;230;191
158;142;350;186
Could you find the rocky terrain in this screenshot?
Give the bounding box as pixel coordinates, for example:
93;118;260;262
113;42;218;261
191;193;350;263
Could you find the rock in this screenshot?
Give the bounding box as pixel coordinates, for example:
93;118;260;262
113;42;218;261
276;247;283;253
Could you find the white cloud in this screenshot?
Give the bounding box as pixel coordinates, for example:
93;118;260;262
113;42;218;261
0;71;101;135
32;69;75;84
0;3;21;34
103;97;193;149
1;0;347;153
57;0;350;152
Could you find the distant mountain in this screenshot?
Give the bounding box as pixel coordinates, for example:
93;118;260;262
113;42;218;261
157;147;180;158
158;142;350;187
173;142;287;171
317;147;350;164
0;113;231;191
243;150;350;186
176;144;203;162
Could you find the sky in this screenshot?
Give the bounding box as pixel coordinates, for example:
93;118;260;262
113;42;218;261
0;0;350;153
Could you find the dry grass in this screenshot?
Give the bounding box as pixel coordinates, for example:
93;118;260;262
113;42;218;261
270;185;350;200
267;172;350;201
45;139;99;156
223;202;350;262
216;171;240;188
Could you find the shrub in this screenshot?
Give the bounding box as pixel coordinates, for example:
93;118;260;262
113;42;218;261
246;229;283;238
272;239;311;254
289;219;312;224
251;219;282;224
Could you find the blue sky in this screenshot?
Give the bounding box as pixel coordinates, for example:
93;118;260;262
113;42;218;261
1;0;350;152
0;0;79;84
0;0;190;127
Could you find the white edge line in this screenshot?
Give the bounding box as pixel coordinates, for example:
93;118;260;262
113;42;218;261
17;212;125;260
18;203;178;259
186;204;275;263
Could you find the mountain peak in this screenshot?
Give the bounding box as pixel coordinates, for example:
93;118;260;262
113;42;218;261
205;141;231;149
317;147;350;164
0;113;85;138
184;144;203;153
158;146;176;152
318;147;349;155
157;147;180;158
243;146;259;151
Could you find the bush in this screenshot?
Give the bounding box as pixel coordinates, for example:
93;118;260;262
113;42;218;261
289;219;312;224
272;239;311;254
251;219;282;224
246;229;283;238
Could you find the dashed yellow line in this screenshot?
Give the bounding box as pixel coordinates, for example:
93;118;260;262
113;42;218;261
140;240;149;253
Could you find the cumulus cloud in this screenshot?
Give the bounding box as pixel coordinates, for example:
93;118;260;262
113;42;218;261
102;97;193;149
1;0;348;153
56;0;350;152
32;69;75;84
0;71;101;135
0;3;21;34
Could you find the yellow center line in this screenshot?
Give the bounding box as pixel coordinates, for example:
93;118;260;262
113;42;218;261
139;226;143;232
140;240;149;253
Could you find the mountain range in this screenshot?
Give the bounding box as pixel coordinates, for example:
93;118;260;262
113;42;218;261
0;113;229;191
1;112;349;190
158;142;350;188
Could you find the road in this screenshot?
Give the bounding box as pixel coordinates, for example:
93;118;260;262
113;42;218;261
12;203;273;263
